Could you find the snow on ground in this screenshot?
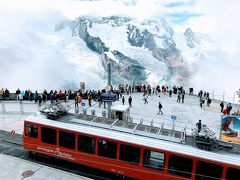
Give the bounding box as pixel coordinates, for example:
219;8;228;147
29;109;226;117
1;92;238;138
0;154;90;180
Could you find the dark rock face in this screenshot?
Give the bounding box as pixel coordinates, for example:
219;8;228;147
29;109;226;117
70;18;109;53
100;50;146;85
111;50;146;84
127;25;145;47
127;25;156;51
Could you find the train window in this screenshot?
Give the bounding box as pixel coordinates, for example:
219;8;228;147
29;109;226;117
98;139;117;159
143;149;165;170
78;135;96;154
25;124;38;138
168;155;193;178
59;131;75;149
226;167;240;180
41;127;56;145
195;161;223;180
120;144;140;164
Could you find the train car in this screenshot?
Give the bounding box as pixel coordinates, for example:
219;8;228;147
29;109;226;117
23;112;240;180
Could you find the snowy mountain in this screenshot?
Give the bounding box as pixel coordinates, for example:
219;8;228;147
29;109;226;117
54;15;217;88
0;11;218;91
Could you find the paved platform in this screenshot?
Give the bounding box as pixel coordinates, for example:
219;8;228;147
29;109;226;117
0;154;90;180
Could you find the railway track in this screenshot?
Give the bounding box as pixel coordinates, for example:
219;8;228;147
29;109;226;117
0;130;129;180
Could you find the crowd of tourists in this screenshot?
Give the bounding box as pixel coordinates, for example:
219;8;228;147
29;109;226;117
0;84;239;116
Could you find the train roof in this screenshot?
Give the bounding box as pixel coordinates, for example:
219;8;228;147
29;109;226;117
25;113;240;167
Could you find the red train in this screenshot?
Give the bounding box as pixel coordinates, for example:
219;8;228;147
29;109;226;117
23;114;240;179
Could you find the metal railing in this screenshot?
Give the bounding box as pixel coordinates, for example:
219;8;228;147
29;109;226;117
0;101;41;114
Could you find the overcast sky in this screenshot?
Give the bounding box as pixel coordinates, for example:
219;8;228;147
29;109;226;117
1;0;239;58
0;0;239;97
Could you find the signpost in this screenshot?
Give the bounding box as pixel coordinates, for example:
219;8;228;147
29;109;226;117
171;115;177;130
220;115;240;142
171;115;177;120
101;92;118;102
236;89;240;115
81;102;85;107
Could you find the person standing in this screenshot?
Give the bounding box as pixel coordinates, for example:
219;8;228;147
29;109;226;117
227;103;232;115
177;92;181;103
181;92;185;103
38;93;42;106
88;95;92;107
16;88;21;101
34;90;38;104
21;90;25;101
207;98;212;107
75;95;78;108
0;88;4;100
200;97;205;108
196;120;202;133
122;96;125;105
220;101;224;112
128;96;132;108
157;102;163;115
143;93;148;104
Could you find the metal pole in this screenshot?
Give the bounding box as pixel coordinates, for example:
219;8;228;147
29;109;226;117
20;101;23;114
223;90;225;102
107;62;111;118
2;101;5;114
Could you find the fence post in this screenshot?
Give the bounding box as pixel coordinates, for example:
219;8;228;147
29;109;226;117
222;91;225;101
2;101;5;113
20;101;24;114
151;119;154;126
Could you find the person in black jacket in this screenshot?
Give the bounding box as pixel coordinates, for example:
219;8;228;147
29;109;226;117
4;88;10;100
16;88;21;101
128;96;132;107
196;120;202;133
157;102;163;115
122;96;125;105
207;98;212;107
220;101;224;112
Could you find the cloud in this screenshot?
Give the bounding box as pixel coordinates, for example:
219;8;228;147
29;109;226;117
164;0;196;8
166;12;203;23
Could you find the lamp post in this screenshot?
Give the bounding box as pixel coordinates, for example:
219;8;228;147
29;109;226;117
107;62;112;118
237;89;240;116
